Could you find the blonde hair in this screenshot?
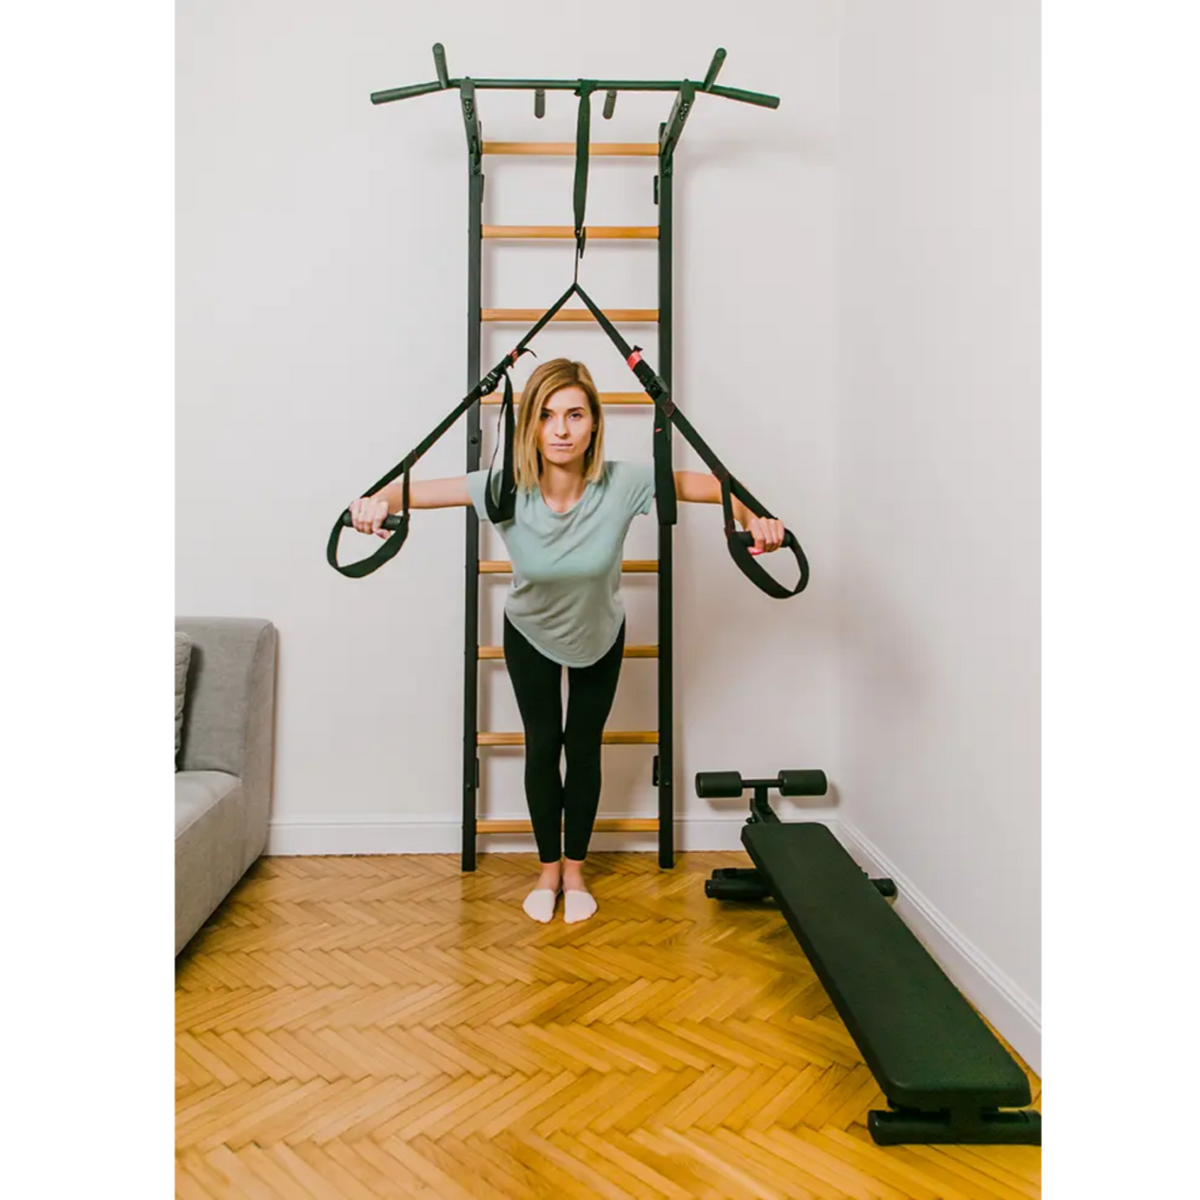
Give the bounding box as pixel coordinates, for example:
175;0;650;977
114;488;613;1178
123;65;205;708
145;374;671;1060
512;358;605;490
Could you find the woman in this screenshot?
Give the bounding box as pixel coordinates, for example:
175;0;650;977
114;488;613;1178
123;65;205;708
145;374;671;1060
349;358;785;924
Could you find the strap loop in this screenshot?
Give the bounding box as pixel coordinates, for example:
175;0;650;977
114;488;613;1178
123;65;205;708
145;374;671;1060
330;279;810;597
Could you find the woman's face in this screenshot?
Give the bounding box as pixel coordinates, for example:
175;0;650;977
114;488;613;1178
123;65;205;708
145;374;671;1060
538;385;596;470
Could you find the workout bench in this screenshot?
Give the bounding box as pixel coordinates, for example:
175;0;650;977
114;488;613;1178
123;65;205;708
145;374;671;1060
697;768;1042;1147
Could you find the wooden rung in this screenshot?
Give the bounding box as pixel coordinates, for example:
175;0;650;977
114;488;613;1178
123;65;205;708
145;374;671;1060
479;645;657;660
482;392;652;406
483;226;658;240
480;560;657;574
477;818;660;834
479;731;658;746
482;309;657;323
482;142;658;157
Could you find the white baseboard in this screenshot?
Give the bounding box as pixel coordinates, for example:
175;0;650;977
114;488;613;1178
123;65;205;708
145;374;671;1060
264;811;1041;1075
831;818;1042;1076
265;813;755;856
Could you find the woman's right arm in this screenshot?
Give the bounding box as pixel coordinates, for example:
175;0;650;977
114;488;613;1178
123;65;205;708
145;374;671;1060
349;476;472;537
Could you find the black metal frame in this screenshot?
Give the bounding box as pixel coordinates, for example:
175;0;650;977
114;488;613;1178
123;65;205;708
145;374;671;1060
461;80;484;870
371;46;779;871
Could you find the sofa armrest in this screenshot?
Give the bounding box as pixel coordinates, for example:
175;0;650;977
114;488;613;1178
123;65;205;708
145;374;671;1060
176;617;277;856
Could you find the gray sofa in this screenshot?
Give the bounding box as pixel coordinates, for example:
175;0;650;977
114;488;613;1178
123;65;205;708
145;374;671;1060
175;617;278;955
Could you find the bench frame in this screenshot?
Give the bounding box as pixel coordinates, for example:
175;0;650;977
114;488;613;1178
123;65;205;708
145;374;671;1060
703;773;1042;1147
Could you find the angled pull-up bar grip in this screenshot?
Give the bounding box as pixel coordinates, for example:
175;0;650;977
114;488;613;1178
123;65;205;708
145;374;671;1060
534;88;545;118
706;83;780;109
433;43;449;88
703;48;727;91
368;45;781;109
371;80;446;105
603;90;617;119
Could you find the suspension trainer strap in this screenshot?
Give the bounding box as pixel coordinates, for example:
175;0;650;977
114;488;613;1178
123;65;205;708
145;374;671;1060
482;370;517;522
328;283;582;578
573;82;595;273
572;283;809;598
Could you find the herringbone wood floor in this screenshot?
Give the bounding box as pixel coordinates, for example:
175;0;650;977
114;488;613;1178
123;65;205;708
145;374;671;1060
176;852;1042;1199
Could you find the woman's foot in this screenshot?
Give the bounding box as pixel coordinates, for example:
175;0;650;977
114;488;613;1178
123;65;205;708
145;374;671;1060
564;890;598;923
524;861;562;924
562;859;597;924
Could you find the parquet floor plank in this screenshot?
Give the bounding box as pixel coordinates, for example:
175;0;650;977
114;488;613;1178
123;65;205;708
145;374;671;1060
177;851;1041;1198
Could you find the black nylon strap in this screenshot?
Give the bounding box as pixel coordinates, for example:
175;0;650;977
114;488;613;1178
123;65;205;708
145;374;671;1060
571;283;809;598
329;279;810;597
328;352;513;577
573;82;595;268
328;283;584;578
720;476;810;599
482;371;517;523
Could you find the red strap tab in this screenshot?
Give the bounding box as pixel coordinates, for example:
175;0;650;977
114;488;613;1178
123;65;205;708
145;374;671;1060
626;349;643;369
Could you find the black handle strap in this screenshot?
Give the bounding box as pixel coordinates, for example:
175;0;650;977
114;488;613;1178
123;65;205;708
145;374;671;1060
573;82;595;271
572;282;809;598
327;352;513;578
483;370;517;523
329;275;810;596
328;283;583;578
720;482;806;600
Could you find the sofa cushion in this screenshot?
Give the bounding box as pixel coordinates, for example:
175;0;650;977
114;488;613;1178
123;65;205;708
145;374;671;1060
176;770;248;955
175;631;192;770
176;769;241;838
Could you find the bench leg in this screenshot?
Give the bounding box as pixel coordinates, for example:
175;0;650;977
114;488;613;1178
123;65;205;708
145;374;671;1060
869;1107;1041;1146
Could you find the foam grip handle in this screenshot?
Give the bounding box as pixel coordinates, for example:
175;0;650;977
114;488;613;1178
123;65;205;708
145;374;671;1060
340;512;404;531
695;770;745;799
777;769;828;797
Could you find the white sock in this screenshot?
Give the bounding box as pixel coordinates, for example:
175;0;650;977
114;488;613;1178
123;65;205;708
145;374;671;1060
523;887;559;923
564;889;598;924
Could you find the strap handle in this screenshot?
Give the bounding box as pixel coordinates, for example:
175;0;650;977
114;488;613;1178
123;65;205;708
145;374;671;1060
721;477;810;599
328;283;584;578
327;353;512;578
572;282;809;599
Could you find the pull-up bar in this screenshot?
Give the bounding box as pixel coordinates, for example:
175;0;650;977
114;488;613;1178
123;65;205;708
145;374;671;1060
370;44;780;110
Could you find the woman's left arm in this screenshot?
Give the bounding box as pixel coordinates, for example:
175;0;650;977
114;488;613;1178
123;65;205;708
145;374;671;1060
672;470;786;554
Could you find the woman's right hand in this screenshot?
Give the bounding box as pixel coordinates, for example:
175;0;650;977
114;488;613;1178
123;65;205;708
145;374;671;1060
348;496;392;538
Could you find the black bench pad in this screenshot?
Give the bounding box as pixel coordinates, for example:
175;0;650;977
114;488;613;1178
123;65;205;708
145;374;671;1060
742;821;1030;1112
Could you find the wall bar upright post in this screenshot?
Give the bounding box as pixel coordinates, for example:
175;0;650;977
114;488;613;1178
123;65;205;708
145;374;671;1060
461;81;483;871
653;83;696;869
656;164;675;869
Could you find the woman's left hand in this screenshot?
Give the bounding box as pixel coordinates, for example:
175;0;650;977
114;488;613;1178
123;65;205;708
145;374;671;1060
745;516;786;555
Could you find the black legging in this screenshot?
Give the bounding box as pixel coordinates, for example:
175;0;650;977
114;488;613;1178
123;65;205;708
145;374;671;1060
503;614;626;863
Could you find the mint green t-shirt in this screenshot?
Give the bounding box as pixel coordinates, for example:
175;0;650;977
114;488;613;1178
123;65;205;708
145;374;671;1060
465;459;657;667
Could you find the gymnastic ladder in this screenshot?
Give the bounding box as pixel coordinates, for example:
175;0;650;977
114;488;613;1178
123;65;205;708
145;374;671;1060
370;46;780;870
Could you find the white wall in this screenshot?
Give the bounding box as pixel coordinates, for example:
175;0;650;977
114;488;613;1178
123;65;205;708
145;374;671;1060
178;0;1041;1069
176;1;842;852
837;0;1041;1064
